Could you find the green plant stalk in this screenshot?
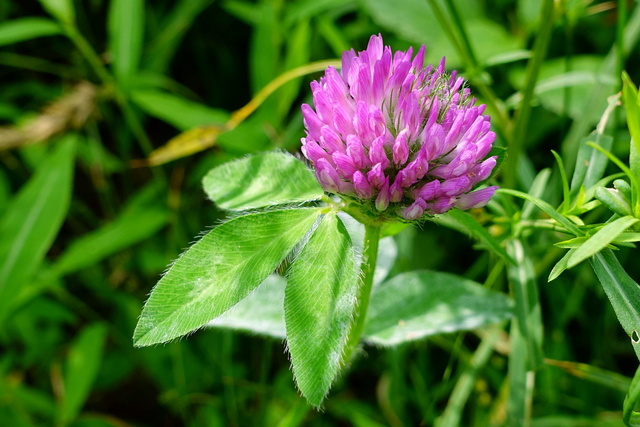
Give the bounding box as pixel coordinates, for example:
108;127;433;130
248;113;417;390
343;223;381;365
504;0;555;189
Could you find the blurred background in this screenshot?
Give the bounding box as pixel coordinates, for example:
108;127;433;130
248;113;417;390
1;0;639;425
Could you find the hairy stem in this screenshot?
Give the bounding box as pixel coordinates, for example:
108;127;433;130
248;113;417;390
343;223;381;365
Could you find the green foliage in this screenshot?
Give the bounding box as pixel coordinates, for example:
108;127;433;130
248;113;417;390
363;271;513;346
2;0;640;425
286;213;359;407
202;152;323;210
133;208;321;346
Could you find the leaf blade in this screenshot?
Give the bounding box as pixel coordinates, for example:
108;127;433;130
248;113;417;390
108;0;145;88
0;17;61;46
133;208;320;346
363;271;513;346
203;152;324;211
285;213;359;407
0;136;76;324
567;216;639;269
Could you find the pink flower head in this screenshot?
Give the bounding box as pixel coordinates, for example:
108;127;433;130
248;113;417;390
301;35;498;220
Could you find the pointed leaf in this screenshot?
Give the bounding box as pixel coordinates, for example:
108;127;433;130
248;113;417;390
108;0;145;88
590;250;640;362
51;183;169;277
0;17;60;46
0;136;76;324
364;271;513;346
203;152;324;211
285;213;358;407
133;208;320;346
37;0;75;25
208;274;286;339
567;216;639;269
569;131;613;198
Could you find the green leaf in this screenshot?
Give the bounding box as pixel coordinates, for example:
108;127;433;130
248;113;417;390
37;0;75;26
435;209;515;264
51;183;169;277
548;247;576;281
202;152;324;211
590;249;640;362
131;89;229;130
569;131;613;198
208;274;286;339
58;323;107;425
624;366;640;426
363;271;513;346
498;188;584;236
567;216;639;269
0;136;76;325
623;72;640;157
506;239;544;370
108;0;145;88
0;17;60;47
285;213;358;407
133;208;320;346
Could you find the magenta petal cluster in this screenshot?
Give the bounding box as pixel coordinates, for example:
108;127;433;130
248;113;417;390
301;35;499;220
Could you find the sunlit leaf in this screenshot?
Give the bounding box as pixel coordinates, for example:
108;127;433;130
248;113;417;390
567;216;639;269
363;271;513;346
286;213;359;407
202;152;323;211
133;208;320;347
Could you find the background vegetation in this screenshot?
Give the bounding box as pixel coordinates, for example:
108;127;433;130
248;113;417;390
1;0;639;425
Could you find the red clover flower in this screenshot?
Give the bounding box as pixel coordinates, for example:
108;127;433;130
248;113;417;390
301;35;498;221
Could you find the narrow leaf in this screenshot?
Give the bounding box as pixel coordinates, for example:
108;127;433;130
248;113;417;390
624;366;640;426
569;131;613;198
286;213;359;407
0;136;76;324
498;188;584;236
0;18;60;47
51;183;169;277
131;89;229;130
133;208;320;346
507;239;544;370
203;152;323;211
37;0;75;26
590;250;640;361
108;0;145;88
363;271;513;346
567;216;639;269
59;323;107;425
548;247;576;281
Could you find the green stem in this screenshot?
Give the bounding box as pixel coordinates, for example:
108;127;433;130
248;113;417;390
343;223;381;364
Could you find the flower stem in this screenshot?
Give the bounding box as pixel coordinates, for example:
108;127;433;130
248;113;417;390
343;223;381;365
